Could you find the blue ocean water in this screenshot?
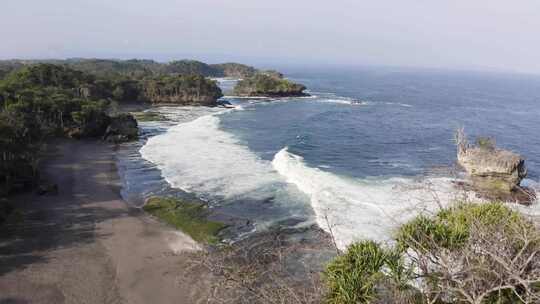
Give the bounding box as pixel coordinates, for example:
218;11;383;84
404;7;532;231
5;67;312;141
125;66;540;248
225;66;540;179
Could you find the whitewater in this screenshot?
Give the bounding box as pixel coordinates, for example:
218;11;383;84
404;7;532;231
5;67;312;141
135;68;540;250
140;107;484;250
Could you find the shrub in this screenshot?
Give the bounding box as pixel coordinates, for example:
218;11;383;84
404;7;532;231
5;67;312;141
324;203;540;303
324;240;388;304
396;202;523;252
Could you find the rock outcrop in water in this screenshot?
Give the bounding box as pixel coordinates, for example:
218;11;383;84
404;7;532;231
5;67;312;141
456;130;534;204
233;72;308;97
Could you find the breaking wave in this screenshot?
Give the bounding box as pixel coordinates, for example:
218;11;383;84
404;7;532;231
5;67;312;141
140;113;280;201
272;147;468;249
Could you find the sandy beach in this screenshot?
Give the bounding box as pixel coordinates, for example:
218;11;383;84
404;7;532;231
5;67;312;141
0;139;210;304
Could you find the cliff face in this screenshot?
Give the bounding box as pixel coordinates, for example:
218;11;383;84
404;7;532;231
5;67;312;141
141;75;223;106
233;73;308;97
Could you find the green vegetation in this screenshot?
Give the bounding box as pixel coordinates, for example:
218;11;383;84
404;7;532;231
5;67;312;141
0;64;112;196
162;60;256;78
233;73;307;97
210;62;257;78
324;202;540;304
143;197;227;244
397;202;523;252
64;58;160;79
142;75;223;105
0;59;259;79
325;240;388;304
0;59;260;209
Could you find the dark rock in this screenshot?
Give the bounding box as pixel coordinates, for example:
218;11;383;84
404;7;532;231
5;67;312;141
103;113;138;143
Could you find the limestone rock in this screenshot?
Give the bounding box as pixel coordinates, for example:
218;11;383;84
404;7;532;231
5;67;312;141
456;132;533;203
458;147;527;193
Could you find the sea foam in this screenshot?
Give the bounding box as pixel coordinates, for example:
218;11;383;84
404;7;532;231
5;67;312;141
140;107;536;250
272;147;468;249
140;113;281;201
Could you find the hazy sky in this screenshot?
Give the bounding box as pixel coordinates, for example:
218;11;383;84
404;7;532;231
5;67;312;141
2;0;540;73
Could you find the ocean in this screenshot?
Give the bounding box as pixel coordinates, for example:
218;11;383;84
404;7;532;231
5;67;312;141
119;65;540;250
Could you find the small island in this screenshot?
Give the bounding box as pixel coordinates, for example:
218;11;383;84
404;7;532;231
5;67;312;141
233;72;308;97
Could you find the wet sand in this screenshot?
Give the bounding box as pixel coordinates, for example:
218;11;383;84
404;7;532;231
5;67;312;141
0;139;210;304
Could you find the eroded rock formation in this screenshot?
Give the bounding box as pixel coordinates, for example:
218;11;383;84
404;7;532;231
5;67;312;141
456;130;534;204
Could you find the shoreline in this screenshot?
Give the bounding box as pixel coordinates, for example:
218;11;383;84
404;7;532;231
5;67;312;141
0;139;211;303
0;136;336;303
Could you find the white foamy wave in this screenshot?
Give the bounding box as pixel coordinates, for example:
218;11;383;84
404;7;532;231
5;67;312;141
272;148;469;250
317;98;371;106
384;102;413;108
140;114;281;201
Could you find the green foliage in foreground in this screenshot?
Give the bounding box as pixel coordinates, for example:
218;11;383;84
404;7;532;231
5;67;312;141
324;203;539;304
396;202;524;252
325;240;388;304
143;197;227;244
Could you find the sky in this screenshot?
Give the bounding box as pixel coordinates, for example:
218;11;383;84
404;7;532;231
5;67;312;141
2;0;540;74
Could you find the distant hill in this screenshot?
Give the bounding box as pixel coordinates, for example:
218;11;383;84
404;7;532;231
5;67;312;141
0;59;258;80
